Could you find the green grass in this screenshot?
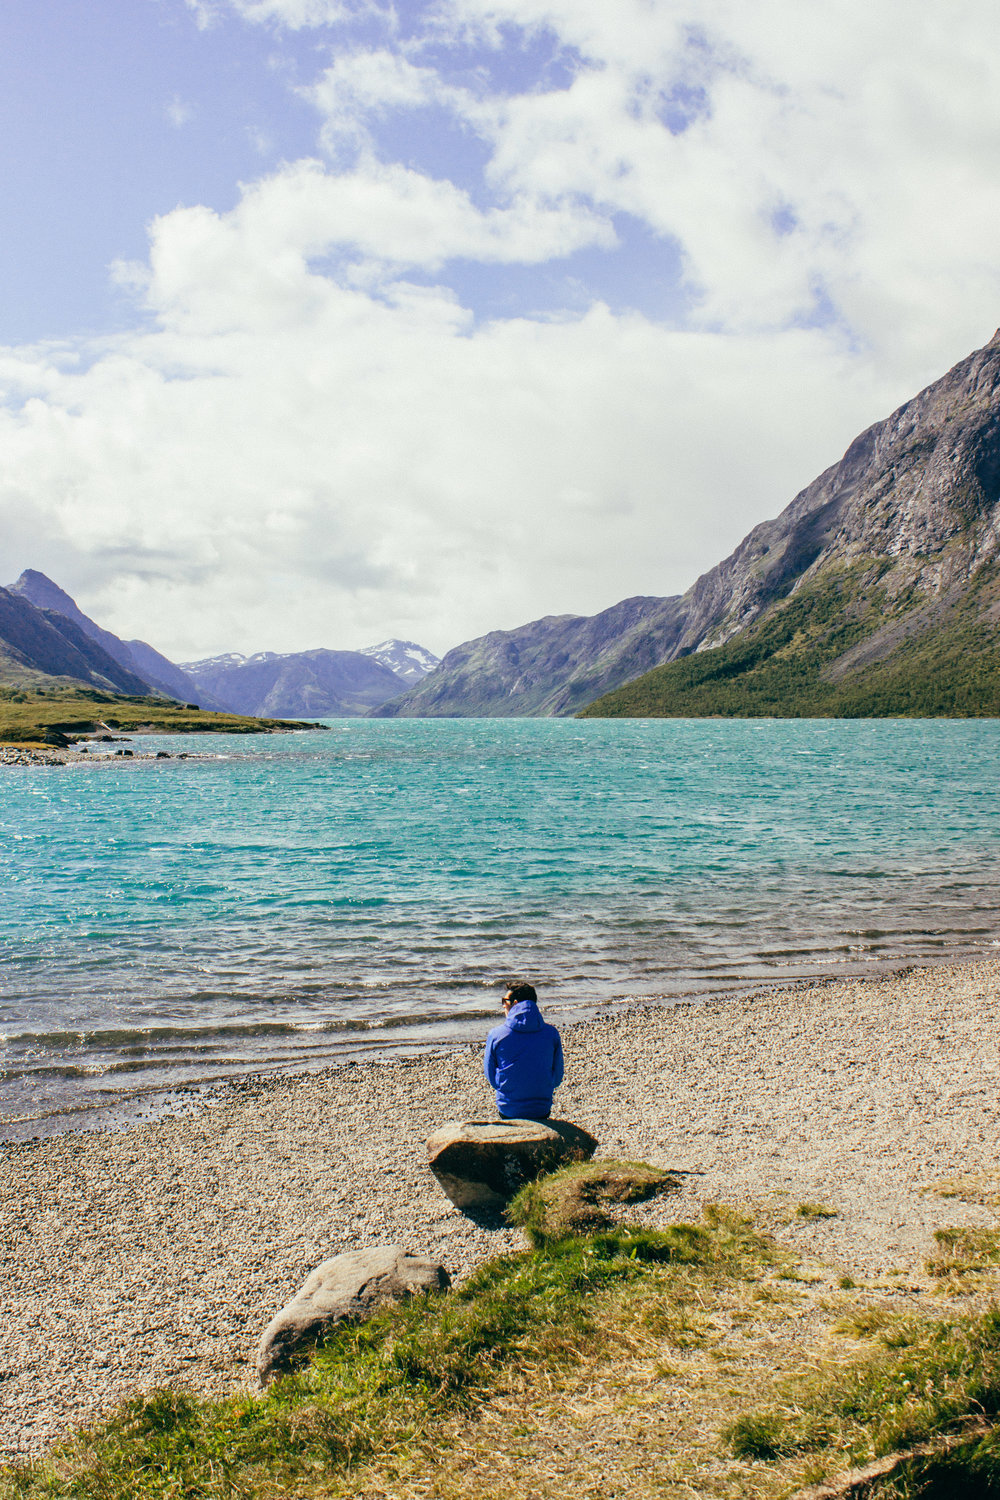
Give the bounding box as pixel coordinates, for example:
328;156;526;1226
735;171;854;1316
0;685;313;744
723;1304;1000;1486
579;556;1000;718
0;1210;773;1500
506;1160;679;1246
8;1178;1000;1500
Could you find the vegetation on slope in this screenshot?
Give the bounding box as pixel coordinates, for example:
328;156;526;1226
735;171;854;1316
4;1161;1000;1500
0;685;312;744
580;558;1000;718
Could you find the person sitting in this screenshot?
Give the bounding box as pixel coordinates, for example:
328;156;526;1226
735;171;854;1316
484;982;564;1121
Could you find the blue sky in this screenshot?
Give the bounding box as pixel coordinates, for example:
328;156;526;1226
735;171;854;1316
1;0;998;658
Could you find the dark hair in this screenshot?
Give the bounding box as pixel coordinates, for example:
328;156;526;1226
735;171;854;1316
504;982;537;1005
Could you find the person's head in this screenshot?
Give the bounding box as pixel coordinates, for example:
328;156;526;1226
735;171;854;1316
502;982;537;1013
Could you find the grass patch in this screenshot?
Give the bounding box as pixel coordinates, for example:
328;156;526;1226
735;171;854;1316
722;1304;1000;1485
925;1172;1000;1210
506;1159;679;1245
0;1211;773;1500
795;1202;840;1220
834;1305;907;1341
0;686;314;744
11;1181;1000;1500
897;1428;1000;1496
927;1226;1000;1280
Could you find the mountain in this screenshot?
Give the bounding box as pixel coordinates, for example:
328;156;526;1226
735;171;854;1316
122;638;207;705
369;596;684;717
3;570;437;719
0;585;154;694
377;329;1000;720
179;648;411;718
7;570;211;705
359;639;440;685
582;329;1000;717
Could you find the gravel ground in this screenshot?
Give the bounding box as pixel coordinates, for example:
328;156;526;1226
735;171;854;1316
0;747;188;767
3;958;1000;1463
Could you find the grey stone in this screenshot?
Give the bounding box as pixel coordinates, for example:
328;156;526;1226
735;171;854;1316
256;1244;450;1385
427;1119;599;1211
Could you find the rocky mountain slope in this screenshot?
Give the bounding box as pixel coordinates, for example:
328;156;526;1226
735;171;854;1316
370;595;684;717
583;328;1000;716
379;329;1000;719
0;585;154;695
179;646;417;718
7;571;211;705
359;639;440;685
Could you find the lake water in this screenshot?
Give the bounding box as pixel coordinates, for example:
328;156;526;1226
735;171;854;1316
2;717;1000;1139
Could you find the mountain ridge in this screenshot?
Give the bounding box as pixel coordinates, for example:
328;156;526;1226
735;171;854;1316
8;570;212;705
0;586;155;695
376;328;1000;719
582;328;1000;716
370;595;684;717
179;641;436;718
1;571;438;720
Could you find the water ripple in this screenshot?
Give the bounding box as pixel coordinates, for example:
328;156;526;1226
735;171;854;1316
3;717;1000;1136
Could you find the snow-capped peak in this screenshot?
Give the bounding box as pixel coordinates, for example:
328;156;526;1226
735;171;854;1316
359;639;440;685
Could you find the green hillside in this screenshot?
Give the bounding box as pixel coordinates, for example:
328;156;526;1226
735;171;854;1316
0;683;312;744
579;558;1000;718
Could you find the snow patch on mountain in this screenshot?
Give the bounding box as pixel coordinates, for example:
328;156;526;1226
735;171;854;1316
359;639;440;685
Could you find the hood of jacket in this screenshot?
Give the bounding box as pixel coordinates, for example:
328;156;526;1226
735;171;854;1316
506;999;543;1032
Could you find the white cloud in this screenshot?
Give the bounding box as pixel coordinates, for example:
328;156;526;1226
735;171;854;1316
166;95;196;128
0;267;894;660
3;0;1000;661
113;158;612;338
305;49;471;152
428;0;1000;367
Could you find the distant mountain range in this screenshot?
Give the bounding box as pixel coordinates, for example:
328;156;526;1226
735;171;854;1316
8;569;219;705
369;595;682;717
0;570;438;718
6;329;1000;724
179;643;438;718
377;329;1000;719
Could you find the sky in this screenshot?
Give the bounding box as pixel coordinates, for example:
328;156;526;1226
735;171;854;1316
1;0;999;661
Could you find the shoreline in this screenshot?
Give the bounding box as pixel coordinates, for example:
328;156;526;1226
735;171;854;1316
2;947;991;1147
4;957;1000;1462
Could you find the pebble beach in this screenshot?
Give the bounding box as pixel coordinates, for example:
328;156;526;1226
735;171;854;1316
3;958;1000;1463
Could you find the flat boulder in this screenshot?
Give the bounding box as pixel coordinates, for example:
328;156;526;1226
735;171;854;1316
427;1119;599;1211
257;1244;450;1385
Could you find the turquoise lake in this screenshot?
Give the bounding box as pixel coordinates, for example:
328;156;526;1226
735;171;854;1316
2;717;1000;1139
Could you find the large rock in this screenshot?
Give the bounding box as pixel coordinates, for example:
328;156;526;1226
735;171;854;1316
257;1245;450;1385
427;1119;599;1211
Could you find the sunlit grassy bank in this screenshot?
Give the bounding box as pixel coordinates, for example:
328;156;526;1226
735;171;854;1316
0;684;311;744
4;1163;1000;1500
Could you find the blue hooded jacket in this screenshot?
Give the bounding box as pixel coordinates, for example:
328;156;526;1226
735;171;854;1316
484;999;564;1120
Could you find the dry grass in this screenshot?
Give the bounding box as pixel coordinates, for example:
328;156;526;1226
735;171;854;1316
7;1190;1000;1500
507;1161;681;1244
923;1171;1000;1211
320;1233;1000;1500
312;1228;974;1500
926;1225;1000;1283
